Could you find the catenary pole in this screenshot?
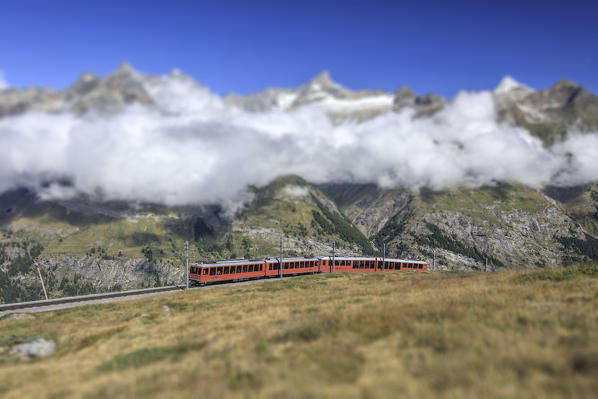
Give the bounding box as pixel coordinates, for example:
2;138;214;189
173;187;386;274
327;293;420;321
332;240;335;273
37;265;48;300
433;249;436;271
382;243;386;271
185;240;189;289
279;237;283;279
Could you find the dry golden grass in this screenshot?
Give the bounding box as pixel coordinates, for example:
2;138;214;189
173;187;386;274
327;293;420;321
1;266;597;398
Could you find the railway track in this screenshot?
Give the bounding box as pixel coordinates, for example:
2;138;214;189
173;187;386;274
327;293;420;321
0;276;298;314
0;285;184;313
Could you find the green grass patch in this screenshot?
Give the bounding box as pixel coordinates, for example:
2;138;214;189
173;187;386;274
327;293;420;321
517;264;598;283
97;341;207;372
0;333;40;349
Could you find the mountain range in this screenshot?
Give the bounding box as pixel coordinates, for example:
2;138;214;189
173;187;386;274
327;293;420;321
2;63;598;144
1;64;597;303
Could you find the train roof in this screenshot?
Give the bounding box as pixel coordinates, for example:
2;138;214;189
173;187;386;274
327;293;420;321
191;256;426;267
322;256;427;264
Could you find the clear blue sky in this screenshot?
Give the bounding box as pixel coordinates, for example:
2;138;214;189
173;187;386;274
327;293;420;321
1;0;597;97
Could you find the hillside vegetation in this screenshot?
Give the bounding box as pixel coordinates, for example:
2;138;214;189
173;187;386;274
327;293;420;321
1;265;597;398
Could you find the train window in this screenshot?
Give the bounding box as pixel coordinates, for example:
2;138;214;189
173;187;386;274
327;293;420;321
242;265;247;273
235;266;240;273
223;266;229;274
284;263;289;269
249;265;254;272
216;267;221;275
419;264;423;269
259;264;262;271
209;268;215;276
203;268;208;275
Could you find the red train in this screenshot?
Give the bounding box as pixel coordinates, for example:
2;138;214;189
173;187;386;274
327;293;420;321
189;256;427;286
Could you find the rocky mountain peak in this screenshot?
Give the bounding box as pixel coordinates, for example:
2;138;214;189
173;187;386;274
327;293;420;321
112;62;137;77
494;76;531;94
310;70;333;85
392;85;446;117
394;86;416;101
67;72;100;96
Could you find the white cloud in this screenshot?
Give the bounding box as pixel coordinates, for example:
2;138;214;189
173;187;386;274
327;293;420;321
0;71;597;211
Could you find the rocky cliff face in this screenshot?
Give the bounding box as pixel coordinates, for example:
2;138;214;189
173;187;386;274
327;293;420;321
321;182;598;270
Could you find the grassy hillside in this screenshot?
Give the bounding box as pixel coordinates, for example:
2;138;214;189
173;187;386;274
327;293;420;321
1;265;597;398
0;177;377;303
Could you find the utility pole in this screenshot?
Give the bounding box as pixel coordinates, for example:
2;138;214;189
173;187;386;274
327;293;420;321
485;257;488;273
332;240;335;273
185;240;189;289
382;243;386;271
37;265;48;301
279;237;283;279
433;249;436;271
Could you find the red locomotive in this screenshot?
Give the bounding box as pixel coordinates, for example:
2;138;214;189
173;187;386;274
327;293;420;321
189;256;427;286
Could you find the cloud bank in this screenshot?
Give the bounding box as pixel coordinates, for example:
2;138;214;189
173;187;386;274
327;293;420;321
0;71;597;208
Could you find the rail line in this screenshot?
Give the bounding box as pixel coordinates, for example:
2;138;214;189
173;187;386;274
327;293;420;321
0;275;306;313
0;285;184;312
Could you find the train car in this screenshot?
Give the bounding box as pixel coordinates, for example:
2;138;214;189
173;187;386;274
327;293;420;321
189;259;266;285
378;258;427;271
264;257;321;278
322;257;427;272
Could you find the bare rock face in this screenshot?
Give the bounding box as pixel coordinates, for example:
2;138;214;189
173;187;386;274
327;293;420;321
40;255;183;291
0;63;153;118
322;182;598;270
10;338;56;360
393;86;446;117
494;78;598;146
